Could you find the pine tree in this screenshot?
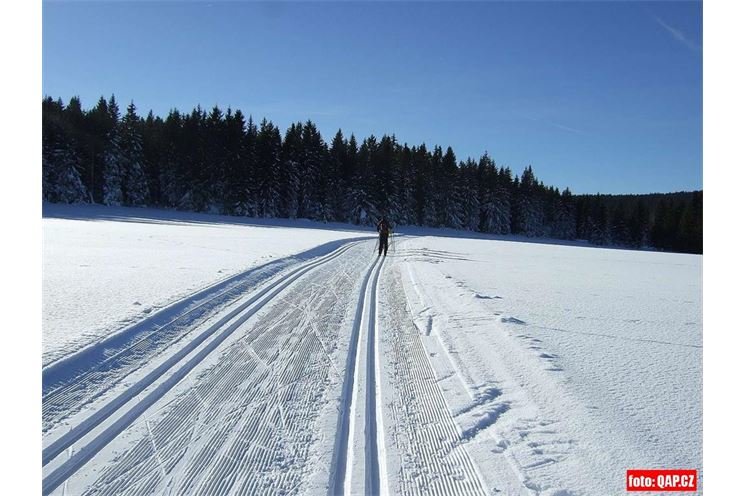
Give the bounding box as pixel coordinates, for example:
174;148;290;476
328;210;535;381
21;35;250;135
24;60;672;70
328;129;348;222
102;95;124;206
441;147;461;228
279;122;302;218
477;153;512;234
628;199;649;248
550;188;576;240
412;144;435;225
677;192;702;253
371;135;398;220
298;121;325;220
42;103;89;204
610;204;629;246
40;94;702;254
255;119;282;217
204;106;229;212
85;96;115;203
396;143;416;225
118;102;149;206
342;134;362;224
142;110;164;206
63;96;94;201
221;110;249;215
458;159;480;231
158;110;185;208
350;136;376;224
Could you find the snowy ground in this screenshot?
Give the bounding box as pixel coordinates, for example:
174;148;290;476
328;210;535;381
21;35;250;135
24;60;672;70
42;203;368;367
42;205;702;495
388;237;701;494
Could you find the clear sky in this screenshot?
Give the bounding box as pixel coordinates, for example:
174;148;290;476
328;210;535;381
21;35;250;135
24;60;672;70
42;1;702;195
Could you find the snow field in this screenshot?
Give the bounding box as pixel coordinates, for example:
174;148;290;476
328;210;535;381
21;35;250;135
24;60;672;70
42;203;368;366
389;236;701;494
45;241;373;495
42;206;702;495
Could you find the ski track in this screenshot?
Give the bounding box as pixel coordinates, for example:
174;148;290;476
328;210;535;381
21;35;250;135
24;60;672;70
42;235;566;496
43;241;369;495
327;253;387;496
42;237;367;433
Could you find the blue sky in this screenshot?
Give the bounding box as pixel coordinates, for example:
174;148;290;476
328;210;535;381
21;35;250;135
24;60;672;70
43;1;702;195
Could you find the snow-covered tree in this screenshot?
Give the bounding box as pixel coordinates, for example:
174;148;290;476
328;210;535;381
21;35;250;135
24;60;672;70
42;138;89;203
101;96;124;205
280;122;302;218
40;93;702;253
255;119;282;217
41;97;89;203
119;102;149;206
299;121;325;220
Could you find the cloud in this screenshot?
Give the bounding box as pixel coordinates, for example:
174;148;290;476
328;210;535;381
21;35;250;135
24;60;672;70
653;16;702;54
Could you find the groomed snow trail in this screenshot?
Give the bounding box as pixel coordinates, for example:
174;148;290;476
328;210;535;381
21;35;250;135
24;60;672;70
43;237;517;496
328;254;388;496
378;264;487;496
42;238;366;433
43;241;371;495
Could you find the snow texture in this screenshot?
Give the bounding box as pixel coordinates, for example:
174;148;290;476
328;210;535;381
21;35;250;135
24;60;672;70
42;203;369;367
42;205;701;495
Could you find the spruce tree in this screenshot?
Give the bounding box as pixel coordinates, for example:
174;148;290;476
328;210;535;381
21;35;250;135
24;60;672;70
221;110;248;215
298;121;325;220
118;102;149;206
328;129;348;222
86;96;115;203
343;134;362;223
158;109;185;208
40;94;702;253
102;95;124;206
42;104;89;204
255;119;282;217
441;147;461;228
279;122;302;218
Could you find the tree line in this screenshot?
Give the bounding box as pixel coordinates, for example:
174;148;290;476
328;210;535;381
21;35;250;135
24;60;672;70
42;95;703;254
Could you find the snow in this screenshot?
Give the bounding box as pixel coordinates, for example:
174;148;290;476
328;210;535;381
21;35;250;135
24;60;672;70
42;205;702;495
42;203;369;367
390;236;701;493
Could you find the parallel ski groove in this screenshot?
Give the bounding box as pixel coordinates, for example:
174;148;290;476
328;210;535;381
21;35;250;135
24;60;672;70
42;239;367;432
42;242;361;495
327;257;379;496
365;256;385;496
55;242;370;496
328;254;386;496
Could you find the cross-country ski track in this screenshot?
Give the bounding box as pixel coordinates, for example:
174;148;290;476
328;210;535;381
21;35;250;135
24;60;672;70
43;234;662;495
42;236;495;496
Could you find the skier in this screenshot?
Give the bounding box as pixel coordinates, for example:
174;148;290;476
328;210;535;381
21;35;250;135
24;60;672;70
376;216;392;257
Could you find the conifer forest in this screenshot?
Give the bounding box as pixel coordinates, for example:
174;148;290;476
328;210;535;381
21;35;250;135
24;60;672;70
42;96;702;254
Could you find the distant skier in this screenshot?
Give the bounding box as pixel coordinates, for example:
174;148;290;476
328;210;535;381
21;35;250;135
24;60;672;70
377;216;392;257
